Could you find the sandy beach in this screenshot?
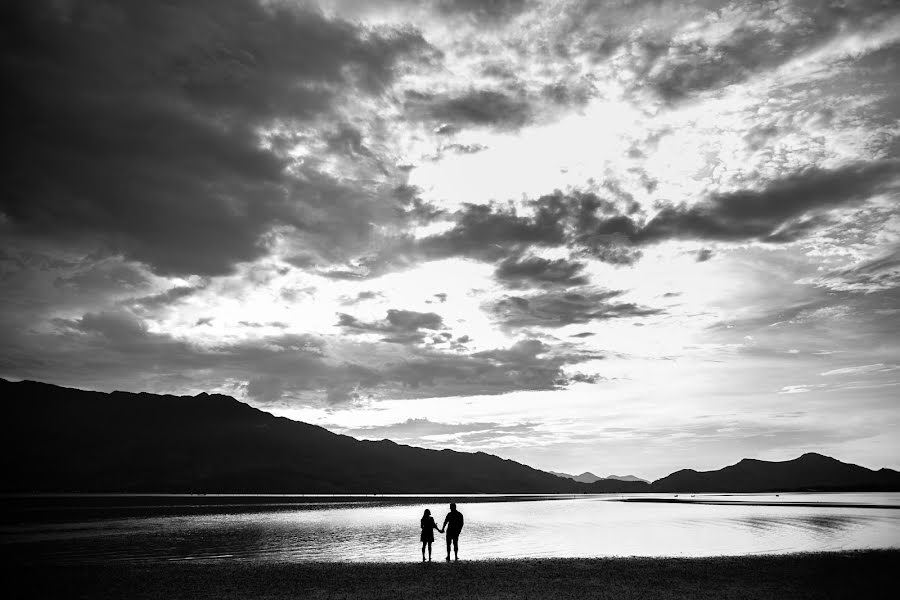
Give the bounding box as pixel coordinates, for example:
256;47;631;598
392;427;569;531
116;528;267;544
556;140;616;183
11;550;897;599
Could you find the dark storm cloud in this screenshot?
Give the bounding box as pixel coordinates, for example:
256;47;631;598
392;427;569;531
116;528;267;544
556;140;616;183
488;290;663;329
375;338;600;397
335;161;897;283
0;0;431;276
246;375;285;404
420;201;565;262
636;161;900;244
54;310;149;343
337;309;445;343
125;285;205;312
552;0;900;102
405;88;535;130
473;338;550;362
649;1;900;101
494;255;589;288
420;191;627;262
695;249;714;262
326;0;530;25
404;72;596;132
324;124;375;158
435;0;530;20
440;161;898;260
52;261;150;293
540;79;596;108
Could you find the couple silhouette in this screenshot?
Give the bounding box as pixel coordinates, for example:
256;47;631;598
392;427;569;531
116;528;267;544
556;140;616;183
420;502;464;562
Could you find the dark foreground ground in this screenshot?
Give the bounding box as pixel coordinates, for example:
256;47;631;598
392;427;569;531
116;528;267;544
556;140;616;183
11;550;898;599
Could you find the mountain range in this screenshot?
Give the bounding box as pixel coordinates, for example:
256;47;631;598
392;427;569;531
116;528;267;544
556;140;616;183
550;471;649;484
652;452;900;492
3;378;899;493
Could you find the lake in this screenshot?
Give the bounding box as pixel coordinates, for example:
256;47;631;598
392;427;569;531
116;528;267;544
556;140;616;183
3;493;899;564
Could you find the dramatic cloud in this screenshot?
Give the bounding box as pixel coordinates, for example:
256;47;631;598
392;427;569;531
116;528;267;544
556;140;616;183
418;191;639;264
125;285;205;312
375;338;600;397
337;309;446;343
0;0;433;276
421;200;566;261
637;161;900;244
435;0;529;21
488;290;663;330
329;159;899;285
494;255;589;288
3;0;900;477
246;375;286;403
405;88;535;131
640;1;900;101
63;310;150;343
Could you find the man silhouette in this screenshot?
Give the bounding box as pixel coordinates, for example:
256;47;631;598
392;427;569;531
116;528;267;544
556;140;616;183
442;502;464;561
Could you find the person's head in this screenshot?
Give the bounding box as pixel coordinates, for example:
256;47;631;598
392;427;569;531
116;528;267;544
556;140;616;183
449;502;456;511
423;509;431;518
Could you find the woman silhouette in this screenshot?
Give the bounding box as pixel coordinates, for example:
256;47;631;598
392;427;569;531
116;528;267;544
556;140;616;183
420;509;441;562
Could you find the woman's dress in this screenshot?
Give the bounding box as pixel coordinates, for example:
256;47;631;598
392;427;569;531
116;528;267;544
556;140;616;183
421;516;437;542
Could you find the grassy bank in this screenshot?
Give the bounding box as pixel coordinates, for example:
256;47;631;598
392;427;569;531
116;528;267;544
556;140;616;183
12;550;897;599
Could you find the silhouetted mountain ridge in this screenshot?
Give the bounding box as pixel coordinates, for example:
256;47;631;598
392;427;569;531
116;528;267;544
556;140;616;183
549;471;649;484
1;379;596;493
651;452;900;492
606;474;649;483
3;379;897;493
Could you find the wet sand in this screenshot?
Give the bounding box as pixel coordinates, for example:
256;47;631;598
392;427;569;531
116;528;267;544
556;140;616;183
11;550;897;599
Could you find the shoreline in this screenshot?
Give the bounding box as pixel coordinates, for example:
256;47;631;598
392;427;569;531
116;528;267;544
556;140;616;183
12;550;898;599
614;497;900;509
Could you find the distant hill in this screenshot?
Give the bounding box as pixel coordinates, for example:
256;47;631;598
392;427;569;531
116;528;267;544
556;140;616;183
606;474;649;484
651;453;900;492
550;471;650;485
1;378;636;494
550;471;604;484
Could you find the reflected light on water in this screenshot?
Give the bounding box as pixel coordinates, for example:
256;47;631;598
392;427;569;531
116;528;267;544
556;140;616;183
4;493;899;564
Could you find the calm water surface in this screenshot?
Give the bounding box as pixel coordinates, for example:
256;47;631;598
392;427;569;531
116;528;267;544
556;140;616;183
3;493;899;564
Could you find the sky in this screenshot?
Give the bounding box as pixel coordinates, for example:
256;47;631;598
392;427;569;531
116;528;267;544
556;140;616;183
1;0;899;480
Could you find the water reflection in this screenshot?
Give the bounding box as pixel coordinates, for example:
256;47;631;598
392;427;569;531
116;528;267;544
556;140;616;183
3;493;899;564
739;514;873;539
